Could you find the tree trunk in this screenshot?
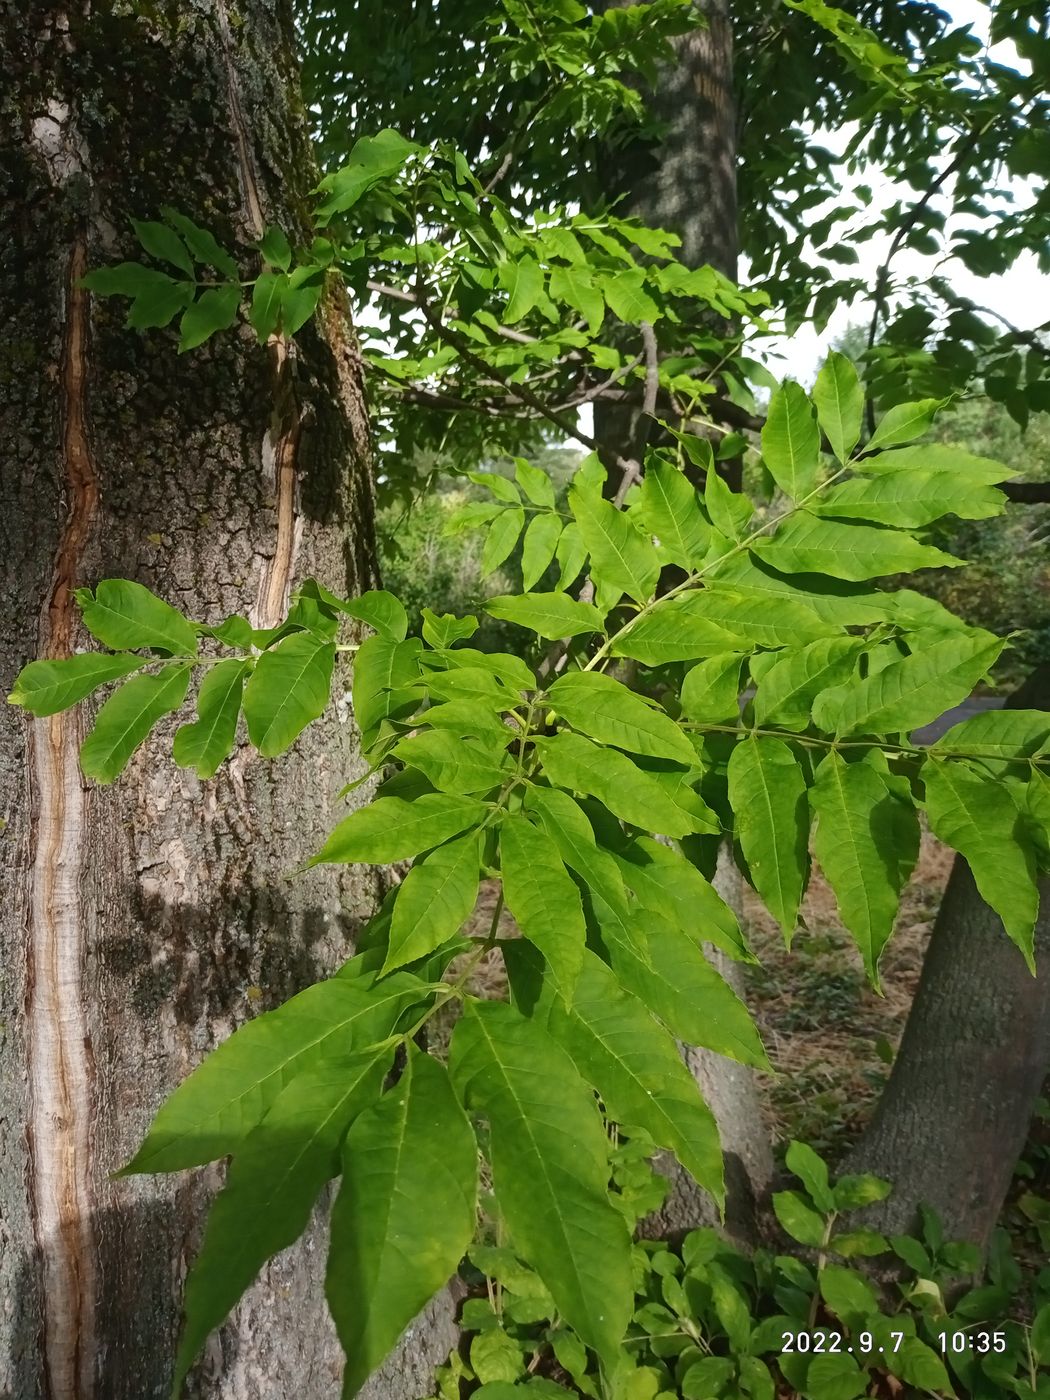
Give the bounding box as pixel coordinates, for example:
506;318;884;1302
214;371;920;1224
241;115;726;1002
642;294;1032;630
594;2;771;1242
844;668;1050;1248
0;4;454;1396
606;0;737;281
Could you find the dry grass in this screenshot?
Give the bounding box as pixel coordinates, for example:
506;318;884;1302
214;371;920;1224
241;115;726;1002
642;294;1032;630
743;830;954;1160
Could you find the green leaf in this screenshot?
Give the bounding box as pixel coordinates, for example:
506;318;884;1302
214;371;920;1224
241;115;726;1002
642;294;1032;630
709;553;891;626
550;264;604;332
818;1265;879;1325
752;638;863;731
385;833;481;972
555;522;588;590
727;737;809;940
8;652;146;716
704;468;753;541
514;457;556;509
328;1051;478;1397
811;472;1003;527
501;257;543;324
353;636;422;750
250;271;285;340
604;268;659;324
481;507;526;575
547;671;697;765
160;209;239;277
535;731;710;838
569;485;660;604
313;128;419;222
394;731;511;794
614;836;751;963
523;786;630;916
680;654;744;725
801;1354;868;1400
923;759;1039;970
598;905;768;1068
812;630;1004;736
932;708;1050;762
469;471;521;505
336;589;409;641
419;613;476;654
762;381;820;500
450;1000;632;1365
132;217;194;274
893;1338;953;1394
610;596;742;665
123;972;424;1172
80;664;192;782
753;513;960;581
810;752;918;982
423;700;513;740
470;1330;525;1385
81;261;180;298
500;815;587;1000
126;276;194;329
425;647;536;693
172;658;248;778
516;947;724;1207
855;442;1015;484
420;666;509;709
259;225;292;270
866;398;943;451
242;632;335;757
812;351;864;464
78;579;198;655
636;459;710;570
613;587;836;666
785;1140;835;1212
313;794;489;866
772;1190;826;1247
172;1051;389;1395
521;514;563;591
485;593;604;640
179;285;241;351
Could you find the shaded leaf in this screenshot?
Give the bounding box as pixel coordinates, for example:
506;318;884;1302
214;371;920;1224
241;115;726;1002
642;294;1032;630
450;1001;632;1364
328;1051;478;1397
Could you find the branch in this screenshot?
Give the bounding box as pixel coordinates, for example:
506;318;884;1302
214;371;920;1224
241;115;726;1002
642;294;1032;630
1002;481;1050;505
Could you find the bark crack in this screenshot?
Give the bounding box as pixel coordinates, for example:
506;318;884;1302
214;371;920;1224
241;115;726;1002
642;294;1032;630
25;233;100;1400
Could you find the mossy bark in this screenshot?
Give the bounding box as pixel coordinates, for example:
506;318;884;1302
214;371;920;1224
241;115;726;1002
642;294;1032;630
0;3;454;1396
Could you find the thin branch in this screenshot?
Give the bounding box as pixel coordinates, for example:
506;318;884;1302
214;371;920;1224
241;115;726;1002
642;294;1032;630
641;321;659;418
365;279;539;346
552;354;643;412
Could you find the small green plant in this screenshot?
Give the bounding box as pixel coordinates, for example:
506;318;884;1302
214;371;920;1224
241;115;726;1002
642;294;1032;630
427;1142;1050;1400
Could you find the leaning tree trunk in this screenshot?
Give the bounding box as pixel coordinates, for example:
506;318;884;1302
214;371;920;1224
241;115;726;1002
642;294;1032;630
844;668;1050;1249
593;0;772;1244
0;4;454;1397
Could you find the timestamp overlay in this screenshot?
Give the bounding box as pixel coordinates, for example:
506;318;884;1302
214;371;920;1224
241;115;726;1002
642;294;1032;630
778;1329;1009;1357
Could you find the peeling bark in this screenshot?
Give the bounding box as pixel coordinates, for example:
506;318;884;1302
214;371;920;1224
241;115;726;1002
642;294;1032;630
0;4;448;1396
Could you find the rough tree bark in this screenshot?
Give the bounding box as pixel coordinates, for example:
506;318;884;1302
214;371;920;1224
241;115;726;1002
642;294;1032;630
0;3;453;1396
844;668;1050;1248
594;1;771;1245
